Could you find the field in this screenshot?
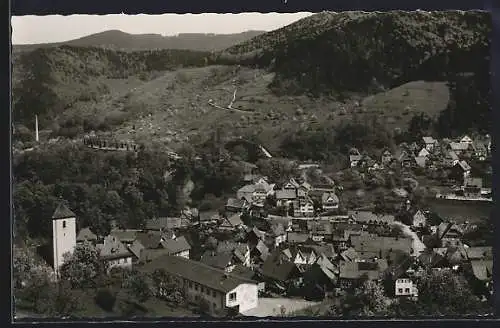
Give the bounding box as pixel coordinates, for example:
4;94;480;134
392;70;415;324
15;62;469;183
54;62;452;154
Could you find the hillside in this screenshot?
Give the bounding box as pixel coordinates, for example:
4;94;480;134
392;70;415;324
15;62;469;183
219;10;491;96
12;30;266;53
12;10;491;151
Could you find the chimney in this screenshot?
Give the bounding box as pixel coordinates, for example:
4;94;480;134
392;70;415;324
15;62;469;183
35;115;39;142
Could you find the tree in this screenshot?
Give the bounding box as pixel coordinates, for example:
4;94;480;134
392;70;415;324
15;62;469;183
59;242;107;288
150;269;186;305
407;113;433;142
122;270;152;304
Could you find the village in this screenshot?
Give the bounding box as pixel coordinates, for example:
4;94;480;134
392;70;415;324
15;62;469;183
15;131;492;318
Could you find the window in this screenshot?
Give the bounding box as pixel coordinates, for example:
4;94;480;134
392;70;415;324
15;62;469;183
398;288;403;294
189;282;193;288
195;284;199;291
62;220;66;228
229;292;236;301
212;290;216;297
201;286;205;293
213;302;217;309
405;288;410;294
206;288;210;295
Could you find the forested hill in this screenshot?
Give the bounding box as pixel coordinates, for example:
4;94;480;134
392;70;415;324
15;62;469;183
217;10;491;96
12;30;266;53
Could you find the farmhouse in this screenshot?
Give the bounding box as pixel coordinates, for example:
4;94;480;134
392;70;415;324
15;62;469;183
139;255;259;315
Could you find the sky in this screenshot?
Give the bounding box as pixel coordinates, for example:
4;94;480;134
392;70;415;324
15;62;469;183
11;13;313;45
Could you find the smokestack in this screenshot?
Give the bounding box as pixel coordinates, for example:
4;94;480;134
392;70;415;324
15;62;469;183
35;115;39;142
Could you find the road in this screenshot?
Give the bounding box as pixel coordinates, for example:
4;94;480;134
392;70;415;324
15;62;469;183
392;221;426;257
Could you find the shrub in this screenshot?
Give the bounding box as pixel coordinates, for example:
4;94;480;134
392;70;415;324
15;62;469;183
94;289;116;312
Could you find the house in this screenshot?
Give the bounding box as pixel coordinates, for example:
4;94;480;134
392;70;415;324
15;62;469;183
414;156;427;169
160;236;191;259
127;239;146;262
460;135;473;145
286;232;311;244
200;250;237;272
109;229;139;245
450;160;471;184
302;259;337;300
270;223;287;247
139;255;259;315
463;177;482;197
225;198;249;213
417;148;430;158
231;264;266;292
397;150;413;168
76;227;98;244
381;149;393;166
412;210;428;228
418;249;449;269
245;227;267;247
307;220;333;242
297;182;312;199
338;259;388;288
220;213;245;231
296;198;315;217
449;142;473;157
261;253;302;292
340;247;360;262
97;235;134;271
467;260;493;287
350;235;413;260
321;192;340;212
472;141;488;160
422;136;437;151
283;178;300;190
443;151;460;167
395;276;418;298
275;189;298;207
135;231;163;249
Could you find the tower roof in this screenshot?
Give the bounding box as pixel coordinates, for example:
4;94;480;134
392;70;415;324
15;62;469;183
51;202;76;220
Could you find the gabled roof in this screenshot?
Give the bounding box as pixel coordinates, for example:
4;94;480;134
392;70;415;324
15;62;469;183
470;260;493;281
340;248;359;262
128;239;146;259
135;231;162;249
422;136;436;144
221;213;244;229
321;192;339;204
465;246;493;261
138;255;257;293
76;227;97;242
446;151;459;161
261;255;300;282
109;229;139;243
231;264;257;280
465;177;483;188
226;198;247;209
287;232;310;243
450;142;470;151
276;189;297;200
339;259;388;280
160;236;191;254
238;184;256;194
200;250;234;270
146;217;190;231
456;160;471;171
349;155;363;162
217;241;240;253
51;202;76;219
98;235;132;260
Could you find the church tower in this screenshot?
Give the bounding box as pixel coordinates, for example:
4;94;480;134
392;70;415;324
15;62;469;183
51;202;77;278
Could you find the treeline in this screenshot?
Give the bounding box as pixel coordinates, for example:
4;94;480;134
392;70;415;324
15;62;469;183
12;140;246;241
279;118;395;165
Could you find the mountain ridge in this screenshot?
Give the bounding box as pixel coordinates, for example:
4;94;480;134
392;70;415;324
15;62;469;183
13;29;267;52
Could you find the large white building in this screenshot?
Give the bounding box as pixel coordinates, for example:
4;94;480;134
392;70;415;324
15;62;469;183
51;202;77;278
140;255;259;315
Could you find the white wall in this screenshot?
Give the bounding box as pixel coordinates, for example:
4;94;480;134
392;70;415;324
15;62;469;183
395;278;416;296
226;283;258;313
175;249;190;259
107;256;133;271
53;217;77;276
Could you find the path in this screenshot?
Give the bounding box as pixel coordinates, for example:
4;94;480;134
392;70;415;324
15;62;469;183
392;221;426;257
242;298;321;317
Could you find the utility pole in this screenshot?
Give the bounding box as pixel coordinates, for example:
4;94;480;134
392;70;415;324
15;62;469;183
35;115;39;142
